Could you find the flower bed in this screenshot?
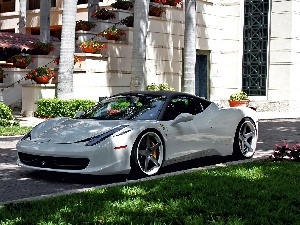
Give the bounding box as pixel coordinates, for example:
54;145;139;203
270;142;300;162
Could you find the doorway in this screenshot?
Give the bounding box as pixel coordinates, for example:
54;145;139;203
195;50;210;99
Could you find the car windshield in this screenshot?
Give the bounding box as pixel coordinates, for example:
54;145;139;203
80;94;167;120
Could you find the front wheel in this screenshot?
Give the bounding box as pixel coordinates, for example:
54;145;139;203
233;118;257;159
130;131;164;177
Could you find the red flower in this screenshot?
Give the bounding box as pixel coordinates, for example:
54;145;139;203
78;40;107;51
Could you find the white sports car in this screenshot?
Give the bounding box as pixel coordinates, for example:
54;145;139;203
16;91;258;177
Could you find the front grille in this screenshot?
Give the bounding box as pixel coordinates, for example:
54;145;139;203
18;152;89;170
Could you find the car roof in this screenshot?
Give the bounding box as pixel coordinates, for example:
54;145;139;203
114;90;205;99
113;91;212;105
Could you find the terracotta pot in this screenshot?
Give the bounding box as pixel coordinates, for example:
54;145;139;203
149;11;162;17
228;100;249;107
33;76;52;84
14;62;30;69
81;47;98;53
81;25;92;31
104;34;121;41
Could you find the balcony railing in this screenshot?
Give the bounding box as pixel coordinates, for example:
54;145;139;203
0;1;15;13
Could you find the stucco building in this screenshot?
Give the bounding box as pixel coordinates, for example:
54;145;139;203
0;0;298;114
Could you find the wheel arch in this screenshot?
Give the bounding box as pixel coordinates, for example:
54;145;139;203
130;128;166;164
233;116;258;159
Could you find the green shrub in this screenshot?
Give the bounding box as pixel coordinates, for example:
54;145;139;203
146;83;175;91
0;119;19;127
0;103;20;127
0;102;13;120
35;98;96;118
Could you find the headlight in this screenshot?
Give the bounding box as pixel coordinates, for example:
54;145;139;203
21;131;32;141
85;125;129;146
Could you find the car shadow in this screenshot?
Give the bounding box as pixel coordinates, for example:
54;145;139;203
159;155;233;175
27;155;234;185
28;170;129;185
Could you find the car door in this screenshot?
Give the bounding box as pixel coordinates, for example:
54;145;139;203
162;95;213;162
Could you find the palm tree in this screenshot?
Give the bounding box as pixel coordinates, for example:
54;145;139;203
130;0;150;91
40;0;51;42
183;0;196;94
56;0;77;99
19;0;26;34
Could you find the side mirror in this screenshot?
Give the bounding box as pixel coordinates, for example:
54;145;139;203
170;113;194;126
75;111;85;118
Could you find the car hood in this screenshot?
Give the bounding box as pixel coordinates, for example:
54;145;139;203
31;118;130;143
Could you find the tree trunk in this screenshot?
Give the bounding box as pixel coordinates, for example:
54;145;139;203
56;0;77;100
40;0;51;43
183;0;196;94
19;0;26;34
130;0;150;91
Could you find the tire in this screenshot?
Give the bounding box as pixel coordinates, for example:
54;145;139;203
233;118;257;159
130;130;164;177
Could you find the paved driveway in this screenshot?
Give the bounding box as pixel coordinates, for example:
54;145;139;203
1;118;300;205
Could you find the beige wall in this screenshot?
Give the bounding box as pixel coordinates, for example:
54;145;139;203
1;0;300;113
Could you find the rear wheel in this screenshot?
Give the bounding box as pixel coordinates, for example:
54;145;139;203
130;131;164;177
233;118;257;159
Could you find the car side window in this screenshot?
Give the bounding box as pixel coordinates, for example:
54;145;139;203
162;96;204;121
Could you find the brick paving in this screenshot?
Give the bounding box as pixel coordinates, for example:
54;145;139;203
1;116;300;205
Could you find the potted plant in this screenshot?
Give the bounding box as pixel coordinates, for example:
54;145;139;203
91;7;116;20
98;25;126;41
6;54;35;69
119;14;134;27
228;91;249;107
146;83;175;91
75;20;96;31
30;41;55;55
26;67;55;84
111;0;134;10
78;40;107;53
149;5;165;17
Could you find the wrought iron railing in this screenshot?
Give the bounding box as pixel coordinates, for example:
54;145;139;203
242;0;269;96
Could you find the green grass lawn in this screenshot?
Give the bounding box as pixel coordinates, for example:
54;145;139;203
0;126;31;136
1;161;300;225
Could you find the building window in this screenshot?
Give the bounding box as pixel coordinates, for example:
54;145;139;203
0;0;15;13
242;0;269;96
29;0;56;10
77;0;87;4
